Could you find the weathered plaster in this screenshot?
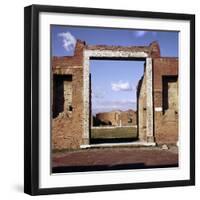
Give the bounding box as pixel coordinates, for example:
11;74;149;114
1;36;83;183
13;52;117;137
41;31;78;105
146;57;154;142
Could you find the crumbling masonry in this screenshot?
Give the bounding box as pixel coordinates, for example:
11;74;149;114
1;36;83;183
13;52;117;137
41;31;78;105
93;110;137;127
52;40;178;150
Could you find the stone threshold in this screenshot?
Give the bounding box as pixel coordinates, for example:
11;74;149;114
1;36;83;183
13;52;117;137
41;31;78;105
80;141;156;149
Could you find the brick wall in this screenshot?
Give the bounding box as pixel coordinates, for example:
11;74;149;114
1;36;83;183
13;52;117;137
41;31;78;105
52;40;85;150
153;57;178;144
51;40;179;150
95;111;120;126
121;110;137;126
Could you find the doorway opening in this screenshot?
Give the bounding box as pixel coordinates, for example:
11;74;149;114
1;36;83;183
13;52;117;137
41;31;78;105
89;59;145;144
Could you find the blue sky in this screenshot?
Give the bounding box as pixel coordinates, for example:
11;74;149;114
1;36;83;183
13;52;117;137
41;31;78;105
51;25;178;114
90;60;144;114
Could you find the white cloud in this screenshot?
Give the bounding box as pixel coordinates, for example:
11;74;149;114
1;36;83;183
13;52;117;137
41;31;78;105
111;81;133;91
135;31;147;37
134;30;157;38
58;32;76;51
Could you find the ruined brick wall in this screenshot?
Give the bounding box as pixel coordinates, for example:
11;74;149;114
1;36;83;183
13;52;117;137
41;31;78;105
120;110;137;126
95;110;136;126
137;66;147;142
51;40;178;150
153;58;178;144
137;57;178;144
95;111;121;126
52;40;85;150
136;41;161;143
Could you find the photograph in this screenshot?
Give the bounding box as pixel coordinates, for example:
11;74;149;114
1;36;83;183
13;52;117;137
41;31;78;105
51;25;179;173
24;5;195;195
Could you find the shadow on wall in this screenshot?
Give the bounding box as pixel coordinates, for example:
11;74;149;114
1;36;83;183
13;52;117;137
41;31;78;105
53;74;72;118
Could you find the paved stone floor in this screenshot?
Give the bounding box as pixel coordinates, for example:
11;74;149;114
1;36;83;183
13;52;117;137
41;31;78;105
52;146;178;173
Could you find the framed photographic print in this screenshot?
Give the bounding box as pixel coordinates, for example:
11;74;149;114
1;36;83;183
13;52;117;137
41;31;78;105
24;4;195;195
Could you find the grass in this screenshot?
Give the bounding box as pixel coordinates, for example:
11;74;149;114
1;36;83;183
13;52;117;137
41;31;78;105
91;127;137;139
52;127;138;153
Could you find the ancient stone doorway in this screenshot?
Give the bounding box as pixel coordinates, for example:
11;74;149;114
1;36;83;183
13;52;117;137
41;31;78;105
82;49;155;147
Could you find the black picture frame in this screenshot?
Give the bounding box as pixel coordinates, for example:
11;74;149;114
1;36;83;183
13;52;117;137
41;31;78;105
24;4;195;195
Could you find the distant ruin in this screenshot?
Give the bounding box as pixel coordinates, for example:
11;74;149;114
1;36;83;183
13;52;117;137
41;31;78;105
52;40;178;150
93;110;137;127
